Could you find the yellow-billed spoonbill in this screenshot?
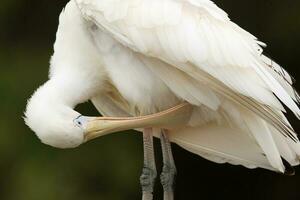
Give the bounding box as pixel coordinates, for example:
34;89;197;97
25;0;300;199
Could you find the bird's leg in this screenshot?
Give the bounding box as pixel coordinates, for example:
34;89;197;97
160;130;177;200
140;128;157;200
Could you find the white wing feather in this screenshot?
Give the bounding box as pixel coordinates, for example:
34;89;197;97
76;0;299;115
169;123;276;171
242;110;284;172
73;0;300;170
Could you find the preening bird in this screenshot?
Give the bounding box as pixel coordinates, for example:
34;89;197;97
25;0;300;199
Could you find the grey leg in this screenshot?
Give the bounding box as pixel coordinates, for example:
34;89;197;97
160;130;177;200
140;128;157;200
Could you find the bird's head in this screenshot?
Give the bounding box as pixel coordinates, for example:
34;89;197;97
25;85;85;148
24;95;124;149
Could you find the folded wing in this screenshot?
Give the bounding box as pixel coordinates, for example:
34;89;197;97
75;0;300;172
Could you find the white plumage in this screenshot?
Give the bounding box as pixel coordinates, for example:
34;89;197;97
25;0;300;175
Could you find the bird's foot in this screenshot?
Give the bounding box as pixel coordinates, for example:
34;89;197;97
160;164;176;200
140;166;157;200
160;164;177;191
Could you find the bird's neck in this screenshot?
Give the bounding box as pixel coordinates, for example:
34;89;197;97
27;78;81;117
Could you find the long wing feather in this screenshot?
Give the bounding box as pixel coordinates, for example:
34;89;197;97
73;0;300;169
169;123;276;171
242;110;285;172
76;0;299;115
261;55;300;103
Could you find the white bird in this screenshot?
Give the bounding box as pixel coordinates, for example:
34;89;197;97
25;0;300;199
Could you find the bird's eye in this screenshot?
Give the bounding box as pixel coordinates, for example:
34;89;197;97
74;115;85;128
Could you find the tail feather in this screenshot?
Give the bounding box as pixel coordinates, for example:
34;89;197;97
242;111;285;172
169;119;300;173
271;126;300;166
169;123;277;171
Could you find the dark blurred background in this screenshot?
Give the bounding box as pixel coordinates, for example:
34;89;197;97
1;0;300;200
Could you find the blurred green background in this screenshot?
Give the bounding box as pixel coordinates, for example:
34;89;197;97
1;0;300;200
